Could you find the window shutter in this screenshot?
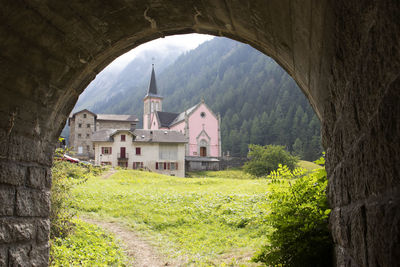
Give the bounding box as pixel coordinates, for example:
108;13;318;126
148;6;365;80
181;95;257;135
168;163;170;170
101;147;104;154
164;162;167;170
156;162;158;169
176;162;178;170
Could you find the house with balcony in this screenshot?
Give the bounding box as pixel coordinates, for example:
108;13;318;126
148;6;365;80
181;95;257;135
91;128;187;177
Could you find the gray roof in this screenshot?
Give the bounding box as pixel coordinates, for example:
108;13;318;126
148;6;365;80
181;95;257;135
157;111;179;127
144;65;163;98
96;114;139;122
169;103;199;126
69;109;97;119
91;129;116;142
91;129;186;143
134;129;187;143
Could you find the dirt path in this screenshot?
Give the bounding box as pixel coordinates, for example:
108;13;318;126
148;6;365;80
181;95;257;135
101;168;117;179
83;218;170;267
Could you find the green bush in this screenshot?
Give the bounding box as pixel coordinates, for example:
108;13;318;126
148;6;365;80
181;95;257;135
243;144;298;177
253;157;333;266
50;156;106;238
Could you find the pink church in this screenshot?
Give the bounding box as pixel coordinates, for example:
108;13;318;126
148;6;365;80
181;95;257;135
143;65;221;170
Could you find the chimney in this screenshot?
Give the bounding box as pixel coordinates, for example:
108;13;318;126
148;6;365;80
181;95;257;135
130;123;136;131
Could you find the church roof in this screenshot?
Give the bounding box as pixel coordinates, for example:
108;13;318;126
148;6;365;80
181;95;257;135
169;103;200;126
144;65;163;98
156;111;179;127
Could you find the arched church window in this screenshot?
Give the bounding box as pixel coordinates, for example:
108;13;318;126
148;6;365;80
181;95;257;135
156;102;159;111
151;101;154;112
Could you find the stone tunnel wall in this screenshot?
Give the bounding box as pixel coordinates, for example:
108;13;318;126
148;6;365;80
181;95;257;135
325;1;400;265
0;0;399;266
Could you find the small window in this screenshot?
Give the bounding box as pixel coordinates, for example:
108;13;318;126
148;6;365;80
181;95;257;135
102;147;112;154
78;133;81;138
86;145;90;151
78;123;82;128
87;124;90;128
200;112;206;118
170;162;176;170
78;146;83;154
86;133;90;138
157;162;164;170
121;135;126;141
83;114;87;118
136;147;141;155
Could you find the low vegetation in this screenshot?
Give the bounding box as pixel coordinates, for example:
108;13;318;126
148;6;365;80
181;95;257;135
253;157;333;266
187;168;256;179
50;219;127;266
72;170;271;265
51;147;330;266
50;159;128;265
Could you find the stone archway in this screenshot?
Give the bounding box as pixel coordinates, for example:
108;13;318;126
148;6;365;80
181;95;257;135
0;1;398;266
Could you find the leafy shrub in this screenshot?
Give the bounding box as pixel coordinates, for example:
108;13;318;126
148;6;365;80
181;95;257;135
51;156;106;238
253;157;333;266
50;219;127;266
243;144;298;177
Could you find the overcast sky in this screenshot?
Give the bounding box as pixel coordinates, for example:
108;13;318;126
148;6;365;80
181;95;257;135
107;34;214;71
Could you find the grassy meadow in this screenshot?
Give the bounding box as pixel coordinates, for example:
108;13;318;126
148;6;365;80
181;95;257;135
72;169;271;266
50;219;128;266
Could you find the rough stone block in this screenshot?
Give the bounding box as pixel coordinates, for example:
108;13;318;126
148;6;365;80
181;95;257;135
27;166;49;189
0;185;15;215
16;188;50;217
0;160;26;186
9;245;30;266
36;219;50;243
0;221;12;243
30;243;50;267
0;219;35;243
0;246;7;266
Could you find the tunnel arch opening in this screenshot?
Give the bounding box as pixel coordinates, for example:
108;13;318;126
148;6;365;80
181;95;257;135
0;1;398;266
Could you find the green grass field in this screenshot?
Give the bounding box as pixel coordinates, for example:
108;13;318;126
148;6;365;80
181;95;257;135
298;160;323;171
72;170;271;266
50;219;127;266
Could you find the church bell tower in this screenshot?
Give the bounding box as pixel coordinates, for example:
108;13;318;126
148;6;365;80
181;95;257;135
143;64;163;129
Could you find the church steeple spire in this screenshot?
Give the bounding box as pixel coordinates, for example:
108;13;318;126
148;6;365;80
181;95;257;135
146;64;161;97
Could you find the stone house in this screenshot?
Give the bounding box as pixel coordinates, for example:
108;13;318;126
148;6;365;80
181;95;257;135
68;109;138;159
92;128;186;177
143;65;221;171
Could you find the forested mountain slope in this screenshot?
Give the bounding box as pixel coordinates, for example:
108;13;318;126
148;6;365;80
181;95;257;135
74;37;322;160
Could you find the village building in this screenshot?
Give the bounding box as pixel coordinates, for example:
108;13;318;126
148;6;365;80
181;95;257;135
143;65;221;171
68;109;139;159
92;128;186;177
69;65;221;174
